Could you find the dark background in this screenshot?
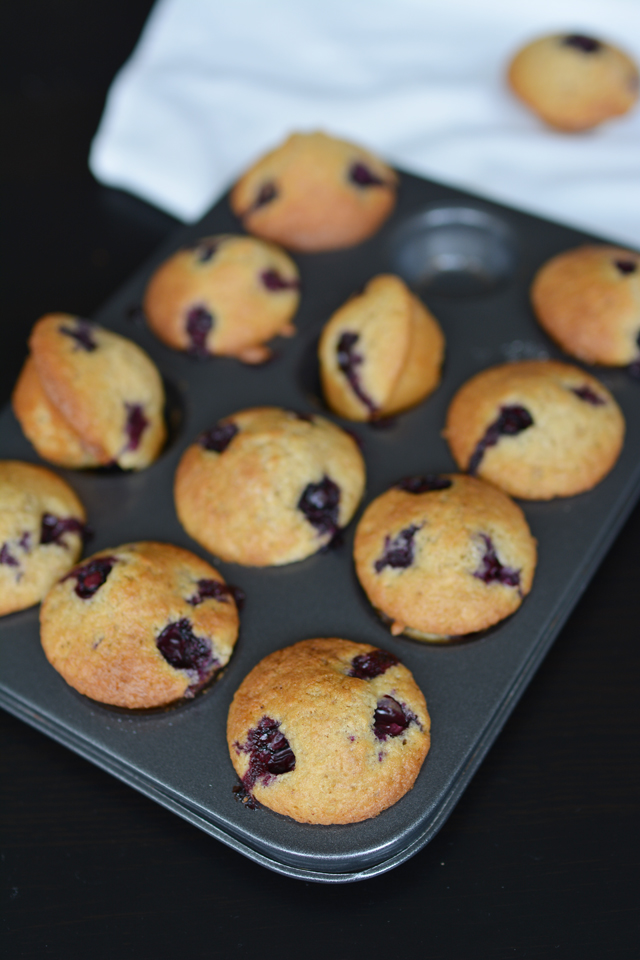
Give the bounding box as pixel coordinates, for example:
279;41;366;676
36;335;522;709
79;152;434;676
1;3;639;957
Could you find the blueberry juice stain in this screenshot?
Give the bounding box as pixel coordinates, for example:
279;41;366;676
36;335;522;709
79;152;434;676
468;405;533;475
336;331;378;416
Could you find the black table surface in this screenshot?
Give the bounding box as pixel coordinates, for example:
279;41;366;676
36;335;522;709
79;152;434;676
2;4;639;958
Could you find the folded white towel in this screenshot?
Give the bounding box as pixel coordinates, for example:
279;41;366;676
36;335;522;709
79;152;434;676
90;0;640;246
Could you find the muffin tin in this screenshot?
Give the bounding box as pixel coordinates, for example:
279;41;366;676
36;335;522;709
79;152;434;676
1;172;639;883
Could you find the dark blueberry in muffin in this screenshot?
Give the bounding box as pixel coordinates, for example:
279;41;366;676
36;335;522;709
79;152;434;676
373;696;413;740
0;544;19;567
348;648;399;680
572;385;605;406
192;239;219;263
198;421;238;452
18;531;31;551
40;513;85;547
562;35;601;53
186;577;245;609
185;305;214;356
59;319;97;352
374;524;420;573
236;716;296;791
297;475;341;536
468;405;534;475
156;617;215;693
260;269;300;291
349;162;385;187
124;403;149;451
253;182;278;209
336;331;378;415
614;259;637;275
293;411;315;423
474;534;520;588
396;475;452;494
64;556;118;599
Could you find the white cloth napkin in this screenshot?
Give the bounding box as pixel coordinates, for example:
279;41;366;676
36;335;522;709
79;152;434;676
90;0;640;247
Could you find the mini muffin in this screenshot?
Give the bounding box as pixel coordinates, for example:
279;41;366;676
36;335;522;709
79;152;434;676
40;541;240;709
174;407;365;567
12;314;166;470
508;33;639;131
354;474;536;640
230;131;398;252
0;461;86;616
227;637;430;824
445;360;625;500
318;275;445;421
143;234;300;364
531;245;640;370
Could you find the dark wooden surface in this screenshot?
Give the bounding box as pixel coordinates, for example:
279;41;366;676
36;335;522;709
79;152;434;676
2;4;639;958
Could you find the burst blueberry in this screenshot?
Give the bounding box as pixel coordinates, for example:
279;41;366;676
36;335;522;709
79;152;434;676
198;421;238;452
563;35;601;53
375;524;420;572
572;385;605;406
468;405;534;475
40;513;85;547
156;617;215;693
59;319;97;352
373;696;412;740
474;534;520;588
236;716;296;792
336;331;378;415
124;403;149;451
64;556;118;599
348;648;399;679
349;162;385;187
185;305;213;356
397;476;452;494
260;269;300;291
297;476;341;536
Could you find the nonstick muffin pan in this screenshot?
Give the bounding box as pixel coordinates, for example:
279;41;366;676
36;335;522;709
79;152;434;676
1;172;639;883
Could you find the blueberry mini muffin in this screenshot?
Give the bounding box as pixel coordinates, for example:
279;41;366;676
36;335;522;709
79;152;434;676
143;234;300;364
445;360;625;500
531;246;640;372
0;461;86;616
230;131;398;252
174;408;366;566
318;275;445;421
508;33;639;131
354;474;536;640
12;314;166;470
40;542;240;709
227;638;430;824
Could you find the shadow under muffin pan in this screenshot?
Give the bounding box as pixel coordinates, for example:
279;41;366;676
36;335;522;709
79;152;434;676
1;172;639;884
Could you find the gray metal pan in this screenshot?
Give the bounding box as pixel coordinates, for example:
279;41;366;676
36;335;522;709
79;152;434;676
1;172;639;883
